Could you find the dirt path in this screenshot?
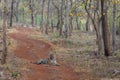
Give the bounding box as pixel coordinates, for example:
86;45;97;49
8;28;79;80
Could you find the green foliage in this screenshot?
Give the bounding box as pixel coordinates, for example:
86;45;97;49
11;71;21;78
35;15;41;25
112;0;120;4
114;50;120;58
53;32;61;38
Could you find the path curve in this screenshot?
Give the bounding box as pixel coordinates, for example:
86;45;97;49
8;28;79;80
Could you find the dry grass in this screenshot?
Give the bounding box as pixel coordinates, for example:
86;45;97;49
0;37;28;80
30;30;120;80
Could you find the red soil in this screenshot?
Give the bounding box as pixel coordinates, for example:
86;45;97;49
8;27;79;80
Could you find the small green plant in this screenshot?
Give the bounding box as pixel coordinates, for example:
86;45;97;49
114;50;120;58
53;32;61;38
11;71;21;79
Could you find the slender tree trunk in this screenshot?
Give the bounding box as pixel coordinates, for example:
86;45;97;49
86;0;92;31
45;0;50;34
15;0;19;23
64;0;69;38
1;0;7;64
36;13;39;25
57;11;60;30
10;0;14;27
101;0;112;56
40;0;45;32
29;0;34;27
69;0;73;35
59;0;64;36
85;0;103;55
86;16;90;31
22;8;25;23
96;0;103;55
75;0;80;30
112;3;117;52
51;9;54;32
76;14;80;30
97;21;103;55
52;0;60;30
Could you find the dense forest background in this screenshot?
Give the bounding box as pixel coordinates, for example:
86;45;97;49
1;0;119;56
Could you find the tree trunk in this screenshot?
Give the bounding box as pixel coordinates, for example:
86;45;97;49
75;0;80;30
112;3;117;52
86;0;91;32
45;0;50;34
101;0;112;56
64;0;69;38
15;0;19;23
22;8;25;23
10;0;14;27
50;9;54;32
86;17;90;31
29;0;34;27
69;0;73;35
59;0;64;36
84;0;103;55
40;0;45;32
1;0;8;64
52;0;60;31
57;12;60;30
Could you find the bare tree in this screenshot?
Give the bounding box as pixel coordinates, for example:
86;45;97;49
1;0;8;64
84;0;103;55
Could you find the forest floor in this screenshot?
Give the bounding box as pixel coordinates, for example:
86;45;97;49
0;27;120;80
7;27;80;80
